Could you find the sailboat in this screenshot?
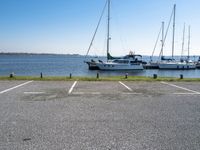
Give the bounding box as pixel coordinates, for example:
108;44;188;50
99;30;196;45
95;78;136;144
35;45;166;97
158;4;196;69
145;21;165;69
85;0;145;70
196;56;200;68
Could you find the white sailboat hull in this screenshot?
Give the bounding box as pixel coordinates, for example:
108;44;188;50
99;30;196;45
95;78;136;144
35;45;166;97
158;62;196;69
96;62;144;70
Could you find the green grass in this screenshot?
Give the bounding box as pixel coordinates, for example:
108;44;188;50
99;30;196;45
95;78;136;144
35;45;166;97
0;75;200;82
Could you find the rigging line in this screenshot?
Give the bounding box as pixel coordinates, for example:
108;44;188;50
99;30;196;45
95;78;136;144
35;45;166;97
187;25;191;59
159;6;174;58
151;24;162;60
102;31;108;56
85;0;108;58
112;4;126;51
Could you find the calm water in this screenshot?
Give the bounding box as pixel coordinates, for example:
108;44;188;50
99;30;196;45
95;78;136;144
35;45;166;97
0;54;200;78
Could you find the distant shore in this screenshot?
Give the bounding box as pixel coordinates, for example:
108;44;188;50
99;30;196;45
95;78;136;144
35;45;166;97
0;52;199;58
0;52;82;56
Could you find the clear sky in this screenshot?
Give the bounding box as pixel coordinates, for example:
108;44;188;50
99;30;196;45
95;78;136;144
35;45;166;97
0;0;200;56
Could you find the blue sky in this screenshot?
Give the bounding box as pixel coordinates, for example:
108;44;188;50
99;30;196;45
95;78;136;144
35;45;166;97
0;0;200;56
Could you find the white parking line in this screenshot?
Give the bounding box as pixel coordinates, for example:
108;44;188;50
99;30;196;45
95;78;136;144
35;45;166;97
119;81;133;92
161;81;200;94
72;92;101;95
68;81;77;94
24;92;45;94
173;93;200;95
0;81;33;94
121;92;142;95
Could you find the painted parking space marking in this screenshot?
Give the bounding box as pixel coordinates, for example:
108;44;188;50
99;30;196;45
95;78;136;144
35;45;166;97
173;93;200;95
68;81;78;94
72;92;142;95
24;92;45;94
72;92;101;95
0;81;33;94
161;81;200;94
119;81;133;92
121;92;142;95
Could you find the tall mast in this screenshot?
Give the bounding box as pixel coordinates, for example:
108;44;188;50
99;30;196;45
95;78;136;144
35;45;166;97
172;4;176;59
161;21;165;57
188;25;191;59
181;23;185;58
107;0;111;61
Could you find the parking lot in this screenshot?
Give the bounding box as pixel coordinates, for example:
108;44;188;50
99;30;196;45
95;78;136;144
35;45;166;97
0;80;200;149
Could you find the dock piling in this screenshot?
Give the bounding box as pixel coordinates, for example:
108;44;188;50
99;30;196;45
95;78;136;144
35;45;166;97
180;74;183;79
125;73;128;79
153;74;157;79
9;72;14;78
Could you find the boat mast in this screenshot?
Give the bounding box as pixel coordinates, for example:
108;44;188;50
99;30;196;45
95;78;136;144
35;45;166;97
172;4;176;59
188;25;191;59
85;1;108;58
152;23;162;60
107;0;111;61
161;21;165;57
181;23;185;58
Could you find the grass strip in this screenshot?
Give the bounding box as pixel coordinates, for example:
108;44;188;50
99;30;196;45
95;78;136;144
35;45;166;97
0;76;200;82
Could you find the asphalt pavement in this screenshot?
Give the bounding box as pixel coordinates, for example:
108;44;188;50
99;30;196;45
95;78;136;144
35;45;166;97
0;80;200;150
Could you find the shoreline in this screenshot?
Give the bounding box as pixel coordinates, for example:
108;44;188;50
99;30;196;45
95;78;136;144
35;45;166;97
0;76;200;82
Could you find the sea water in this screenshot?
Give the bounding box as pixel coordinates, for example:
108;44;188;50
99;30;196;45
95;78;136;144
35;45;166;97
0;54;200;78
